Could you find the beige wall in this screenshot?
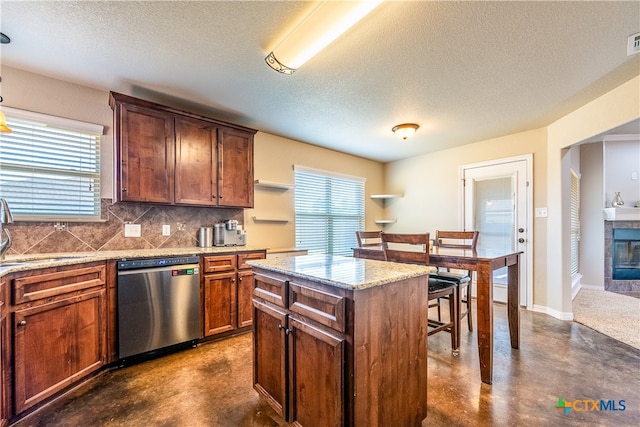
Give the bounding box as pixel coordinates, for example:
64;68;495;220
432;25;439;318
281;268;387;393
547;75;640;316
245;132;385;251
4;65;639;316
385;128;548;306
579;142;604;287
2;66;385;253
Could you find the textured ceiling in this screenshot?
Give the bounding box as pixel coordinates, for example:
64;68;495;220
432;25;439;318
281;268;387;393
1;1;639;162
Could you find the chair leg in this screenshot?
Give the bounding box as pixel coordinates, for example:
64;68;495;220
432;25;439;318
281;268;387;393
437;298;442;321
467;283;473;332
449;289;459;353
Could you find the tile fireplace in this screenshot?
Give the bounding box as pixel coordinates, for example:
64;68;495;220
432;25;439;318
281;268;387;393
605;220;640;291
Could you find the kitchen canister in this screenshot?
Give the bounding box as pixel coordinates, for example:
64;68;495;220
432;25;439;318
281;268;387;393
198;227;213;248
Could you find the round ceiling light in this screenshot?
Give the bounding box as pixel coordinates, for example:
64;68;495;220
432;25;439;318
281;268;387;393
392;123;419;140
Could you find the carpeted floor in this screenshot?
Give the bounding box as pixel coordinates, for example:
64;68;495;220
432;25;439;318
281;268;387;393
573;289;640;350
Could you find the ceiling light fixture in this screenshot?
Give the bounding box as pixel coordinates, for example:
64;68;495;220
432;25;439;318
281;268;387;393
392;123;419;140
265;0;383;74
0;34;12;133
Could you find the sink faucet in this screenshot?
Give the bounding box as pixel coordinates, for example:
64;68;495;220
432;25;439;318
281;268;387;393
0;198;14;261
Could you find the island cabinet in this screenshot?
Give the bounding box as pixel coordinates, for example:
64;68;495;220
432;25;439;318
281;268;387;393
7;262;108;416
251;255;430;427
110;91;256;208
202;251;266;337
0;277;7;427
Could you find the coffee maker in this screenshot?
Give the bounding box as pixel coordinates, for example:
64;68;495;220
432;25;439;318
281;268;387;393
214;220;247;246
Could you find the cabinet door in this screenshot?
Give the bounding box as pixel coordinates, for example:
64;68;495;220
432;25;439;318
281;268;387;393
0;279;6;426
217;127;254;208
203;272;236;336
13;290;106;414
237;270;254;328
119;103;175;203
175;118;217;205
288;316;345;427
253;299;288;419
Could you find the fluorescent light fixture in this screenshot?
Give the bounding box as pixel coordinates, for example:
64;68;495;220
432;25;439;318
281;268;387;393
266;0;383;74
392;123;419;140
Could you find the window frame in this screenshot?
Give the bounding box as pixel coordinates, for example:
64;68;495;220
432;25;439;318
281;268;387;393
294;165;365;256
0;106;104;222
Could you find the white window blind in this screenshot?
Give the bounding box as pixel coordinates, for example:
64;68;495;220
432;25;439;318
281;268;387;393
570;169;580;275
295;166;365;256
0;107;103;221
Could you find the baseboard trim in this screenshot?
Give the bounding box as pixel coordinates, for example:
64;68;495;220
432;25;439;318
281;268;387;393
532;304;574;321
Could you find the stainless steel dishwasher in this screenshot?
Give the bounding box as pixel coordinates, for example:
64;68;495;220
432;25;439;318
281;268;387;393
117;256;201;359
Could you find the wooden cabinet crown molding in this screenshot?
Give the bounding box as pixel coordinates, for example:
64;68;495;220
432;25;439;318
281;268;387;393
109;92;257;135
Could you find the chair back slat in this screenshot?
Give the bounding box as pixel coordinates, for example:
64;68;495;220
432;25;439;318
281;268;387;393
435;230;479;249
356;231;383;248
380;232;430;265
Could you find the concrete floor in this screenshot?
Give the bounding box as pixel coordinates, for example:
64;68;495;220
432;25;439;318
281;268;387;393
12;304;640;427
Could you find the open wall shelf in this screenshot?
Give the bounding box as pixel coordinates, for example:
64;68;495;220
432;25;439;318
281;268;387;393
252;216;291;223
254;179;296;190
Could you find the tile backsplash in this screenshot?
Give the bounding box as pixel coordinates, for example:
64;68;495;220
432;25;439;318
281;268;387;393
3;199;243;256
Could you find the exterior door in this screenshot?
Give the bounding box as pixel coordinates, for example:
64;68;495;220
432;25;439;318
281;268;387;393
462;156;532;306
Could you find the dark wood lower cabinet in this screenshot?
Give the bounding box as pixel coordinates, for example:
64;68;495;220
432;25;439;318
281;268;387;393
13;290;106;414
253;303;346;426
202;251;266;338
252;267;429;427
203;271;237;336
288;316;344;427
0;278;7;427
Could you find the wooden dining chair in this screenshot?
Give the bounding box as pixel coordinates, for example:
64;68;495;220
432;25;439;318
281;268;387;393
380;232;458;351
355;230;383;249
432;230;479;332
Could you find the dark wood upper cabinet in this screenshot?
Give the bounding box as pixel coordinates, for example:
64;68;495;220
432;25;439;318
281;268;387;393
118;103;175;204
110;92;256;207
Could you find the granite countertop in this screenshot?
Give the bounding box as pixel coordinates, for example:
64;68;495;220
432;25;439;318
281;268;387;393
0;245;269;276
247;254;432;290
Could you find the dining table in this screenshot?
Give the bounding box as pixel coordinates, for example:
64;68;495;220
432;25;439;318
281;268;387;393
353;245;522;385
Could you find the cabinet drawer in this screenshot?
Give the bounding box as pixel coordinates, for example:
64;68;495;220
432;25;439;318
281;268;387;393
203;255;236;273
238;251;266;270
254;274;287;307
289;283;346;333
13;264;107;305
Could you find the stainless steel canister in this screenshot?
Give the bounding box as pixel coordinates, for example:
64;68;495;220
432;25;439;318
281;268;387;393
198;227;213;248
214;224;225;246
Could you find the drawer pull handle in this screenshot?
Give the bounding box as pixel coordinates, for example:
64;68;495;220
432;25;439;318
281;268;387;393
18;320;27;326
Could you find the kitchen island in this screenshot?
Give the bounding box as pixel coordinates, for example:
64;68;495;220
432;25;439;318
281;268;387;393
248;254;431;427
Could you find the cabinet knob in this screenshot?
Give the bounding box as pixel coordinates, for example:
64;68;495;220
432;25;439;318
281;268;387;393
212;195;216;199
122;187;127;192
285;328;293;336
18;320;27;326
518;238;525;243
278;324;284;331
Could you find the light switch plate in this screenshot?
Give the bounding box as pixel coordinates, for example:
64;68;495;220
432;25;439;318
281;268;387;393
162;224;171;236
124;223;141;237
535;208;548;218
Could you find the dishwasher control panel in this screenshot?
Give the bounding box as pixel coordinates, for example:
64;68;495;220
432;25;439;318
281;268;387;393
117;255;200;271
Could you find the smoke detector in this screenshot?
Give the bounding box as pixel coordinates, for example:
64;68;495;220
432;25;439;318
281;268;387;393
628;32;640;56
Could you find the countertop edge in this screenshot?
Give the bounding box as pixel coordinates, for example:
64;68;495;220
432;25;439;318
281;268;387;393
248;256;431;290
0;246;269;276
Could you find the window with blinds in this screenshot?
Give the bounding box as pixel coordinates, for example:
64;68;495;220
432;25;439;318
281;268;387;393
570;169;580;275
295;166;365;256
0;107;103;221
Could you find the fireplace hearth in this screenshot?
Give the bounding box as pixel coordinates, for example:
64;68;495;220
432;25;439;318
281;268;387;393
605;220;640;291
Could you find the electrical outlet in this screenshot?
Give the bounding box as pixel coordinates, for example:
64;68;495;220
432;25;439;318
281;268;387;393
162;224;171;236
535;208;548;218
124;223;141;237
